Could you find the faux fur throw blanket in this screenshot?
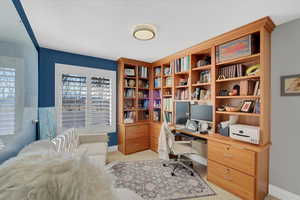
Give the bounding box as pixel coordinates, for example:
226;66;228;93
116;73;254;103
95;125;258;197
0;150;116;200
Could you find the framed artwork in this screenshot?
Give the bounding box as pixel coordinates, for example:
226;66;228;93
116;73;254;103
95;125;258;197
240;100;254;113
124;68;135;76
281;74;300;96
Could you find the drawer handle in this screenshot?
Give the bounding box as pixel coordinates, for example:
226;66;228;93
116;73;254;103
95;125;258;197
223;175;233;181
224;153;233;157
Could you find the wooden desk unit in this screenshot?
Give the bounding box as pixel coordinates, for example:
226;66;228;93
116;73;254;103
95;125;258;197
118;17;274;200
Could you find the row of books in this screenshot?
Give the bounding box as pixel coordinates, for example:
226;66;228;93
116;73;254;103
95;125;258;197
253;99;260;114
138;99;149;109
172;56;190;73
139;66;148;78
153;90;161;99
175;88;189;100
153;99;161;108
138;90;149;98
192;88;211;100
163;98;173;112
165;77;173;87
218;64;244;79
138;111;149;121
199;70;211;83
165;112;173;124
154;77;161;88
153;110;161;121
124;88;135;98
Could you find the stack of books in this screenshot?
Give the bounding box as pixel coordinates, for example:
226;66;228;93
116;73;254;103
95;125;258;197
165;77;173;87
163;98;173;112
172;56;190;73
139;66;148;78
176;88;189;100
154;78;161;88
218;64;244;79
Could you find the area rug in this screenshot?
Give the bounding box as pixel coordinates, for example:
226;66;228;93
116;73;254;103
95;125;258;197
108;159;215;200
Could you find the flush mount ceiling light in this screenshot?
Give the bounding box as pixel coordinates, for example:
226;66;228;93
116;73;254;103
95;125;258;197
133;24;157;41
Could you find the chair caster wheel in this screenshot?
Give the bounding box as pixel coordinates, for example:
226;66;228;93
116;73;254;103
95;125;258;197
163;164;167;167
190;172;194;176
171;172;175;176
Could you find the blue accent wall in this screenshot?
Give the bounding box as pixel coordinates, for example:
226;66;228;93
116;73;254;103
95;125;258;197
39;48;118;146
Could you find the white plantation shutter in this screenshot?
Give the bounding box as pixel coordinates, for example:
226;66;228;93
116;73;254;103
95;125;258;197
88;77;112;126
61;74;87;130
0;67;15;135
56;64;116;133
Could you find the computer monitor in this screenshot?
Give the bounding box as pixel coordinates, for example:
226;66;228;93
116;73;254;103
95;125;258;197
190;104;212;122
175;102;190;125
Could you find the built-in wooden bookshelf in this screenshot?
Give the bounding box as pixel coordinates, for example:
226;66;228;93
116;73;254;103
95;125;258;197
118;17;275;200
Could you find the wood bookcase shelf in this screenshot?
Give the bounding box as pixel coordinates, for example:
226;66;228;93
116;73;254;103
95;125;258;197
118;17;275;200
216;53;260;66
216;75;260;82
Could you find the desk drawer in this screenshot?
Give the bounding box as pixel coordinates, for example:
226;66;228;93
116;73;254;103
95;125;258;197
126;137;149;154
126;125;149;139
208;141;256;176
208;160;255;200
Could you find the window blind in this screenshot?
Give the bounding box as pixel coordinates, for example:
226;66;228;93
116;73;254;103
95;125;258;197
0;67;15;135
88;77;112;127
61;74;87;130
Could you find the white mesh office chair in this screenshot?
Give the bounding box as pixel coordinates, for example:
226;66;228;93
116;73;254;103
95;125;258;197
161;112;199;176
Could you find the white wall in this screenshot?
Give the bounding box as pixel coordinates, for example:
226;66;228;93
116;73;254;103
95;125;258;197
271;18;300;195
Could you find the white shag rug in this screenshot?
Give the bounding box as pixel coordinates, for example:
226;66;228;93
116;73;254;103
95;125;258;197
0;142;143;200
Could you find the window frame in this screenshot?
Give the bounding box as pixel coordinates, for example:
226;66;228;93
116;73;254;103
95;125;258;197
55;63;116;134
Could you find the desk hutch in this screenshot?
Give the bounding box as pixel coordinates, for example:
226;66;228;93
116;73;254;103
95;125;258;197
117;17;275;200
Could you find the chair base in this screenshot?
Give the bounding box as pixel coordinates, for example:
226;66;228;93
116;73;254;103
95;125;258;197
163;155;195;177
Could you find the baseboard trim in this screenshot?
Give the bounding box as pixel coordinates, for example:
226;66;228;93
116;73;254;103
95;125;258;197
269;184;300;200
108;145;118;152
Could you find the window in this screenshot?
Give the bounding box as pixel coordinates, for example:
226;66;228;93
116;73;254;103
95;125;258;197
0;67;15;135
56;64;116;133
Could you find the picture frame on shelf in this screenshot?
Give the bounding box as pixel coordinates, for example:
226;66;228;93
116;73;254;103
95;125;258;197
281;74;300;96
125;68;135;76
240;100;254;113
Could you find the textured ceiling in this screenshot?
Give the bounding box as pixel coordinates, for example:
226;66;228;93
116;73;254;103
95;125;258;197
21;0;300;62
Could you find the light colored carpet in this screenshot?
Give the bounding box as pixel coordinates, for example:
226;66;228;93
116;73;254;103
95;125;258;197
107;150;279;200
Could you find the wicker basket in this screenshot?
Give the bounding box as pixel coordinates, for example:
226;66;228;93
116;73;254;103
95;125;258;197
225;106;240;112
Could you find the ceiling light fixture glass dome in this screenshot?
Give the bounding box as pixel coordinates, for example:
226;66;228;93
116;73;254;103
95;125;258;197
133;24;156;41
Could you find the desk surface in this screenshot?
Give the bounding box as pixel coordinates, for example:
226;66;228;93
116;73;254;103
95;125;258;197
171;127;270;152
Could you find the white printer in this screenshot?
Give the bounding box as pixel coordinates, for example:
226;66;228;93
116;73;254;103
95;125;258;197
229;124;260;144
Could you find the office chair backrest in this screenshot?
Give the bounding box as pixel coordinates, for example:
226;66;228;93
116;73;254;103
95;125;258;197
163;111;175;153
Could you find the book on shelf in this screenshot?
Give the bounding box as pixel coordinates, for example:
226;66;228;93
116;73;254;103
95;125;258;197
175;88;189;100
124;99;134;109
253;99;261;114
154;77;161;88
164;66;172;75
253;80;260;96
199;70;211;83
124;88;135;97
163;98;173;112
138;110;149;120
172;56;190;73
155;67;161;76
153;110;161;121
139;66;148;78
165;77;173;87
